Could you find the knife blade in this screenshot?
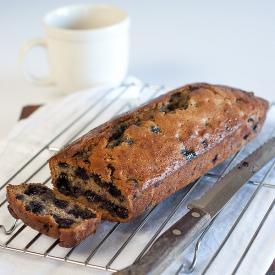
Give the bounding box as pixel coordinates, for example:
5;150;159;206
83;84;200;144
115;137;275;275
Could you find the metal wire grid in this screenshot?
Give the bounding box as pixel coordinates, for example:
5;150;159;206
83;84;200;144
0;83;275;274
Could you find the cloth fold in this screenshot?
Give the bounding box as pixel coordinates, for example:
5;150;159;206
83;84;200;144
0;82;275;275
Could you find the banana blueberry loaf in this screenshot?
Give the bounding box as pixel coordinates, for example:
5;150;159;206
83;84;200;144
47;83;269;223
6;183;101;247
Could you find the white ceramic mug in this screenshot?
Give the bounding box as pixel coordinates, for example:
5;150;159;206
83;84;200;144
19;4;130;94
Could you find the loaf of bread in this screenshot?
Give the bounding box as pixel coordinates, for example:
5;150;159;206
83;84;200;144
47;83;269;223
6;183;101;247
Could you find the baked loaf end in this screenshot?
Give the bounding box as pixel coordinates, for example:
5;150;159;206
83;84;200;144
6;183;101;247
48;83;269;223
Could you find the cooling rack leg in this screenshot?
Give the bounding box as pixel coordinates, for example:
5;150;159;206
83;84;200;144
0;219;18;235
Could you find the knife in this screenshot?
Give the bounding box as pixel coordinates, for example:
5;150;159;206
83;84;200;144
115;137;275;275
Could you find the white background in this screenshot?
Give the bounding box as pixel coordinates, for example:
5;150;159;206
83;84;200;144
1;0;275;139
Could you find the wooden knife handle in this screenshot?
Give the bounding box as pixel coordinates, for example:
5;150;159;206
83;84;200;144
115;208;211;275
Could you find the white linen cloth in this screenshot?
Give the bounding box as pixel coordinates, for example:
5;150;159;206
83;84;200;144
0;81;275;275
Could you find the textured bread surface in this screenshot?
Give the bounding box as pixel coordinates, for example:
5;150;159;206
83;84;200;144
48;83;269;222
6;183;101;247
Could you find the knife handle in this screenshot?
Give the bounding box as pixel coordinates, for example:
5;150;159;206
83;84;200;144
115;208;211;275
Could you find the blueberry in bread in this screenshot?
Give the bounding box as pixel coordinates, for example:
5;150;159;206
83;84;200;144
6;183;101;247
48;83;269;223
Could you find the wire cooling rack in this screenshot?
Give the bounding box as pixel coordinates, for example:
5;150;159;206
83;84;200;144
0;83;275;275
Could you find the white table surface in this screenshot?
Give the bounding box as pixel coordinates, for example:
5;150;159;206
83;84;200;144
1;1;275;274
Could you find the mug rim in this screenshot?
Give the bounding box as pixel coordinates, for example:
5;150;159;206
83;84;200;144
43;4;130;40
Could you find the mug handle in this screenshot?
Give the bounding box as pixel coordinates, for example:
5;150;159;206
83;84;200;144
19;38;54;86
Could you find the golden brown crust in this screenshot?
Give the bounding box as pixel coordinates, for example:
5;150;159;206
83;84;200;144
48;83;269;222
6;183;101;247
